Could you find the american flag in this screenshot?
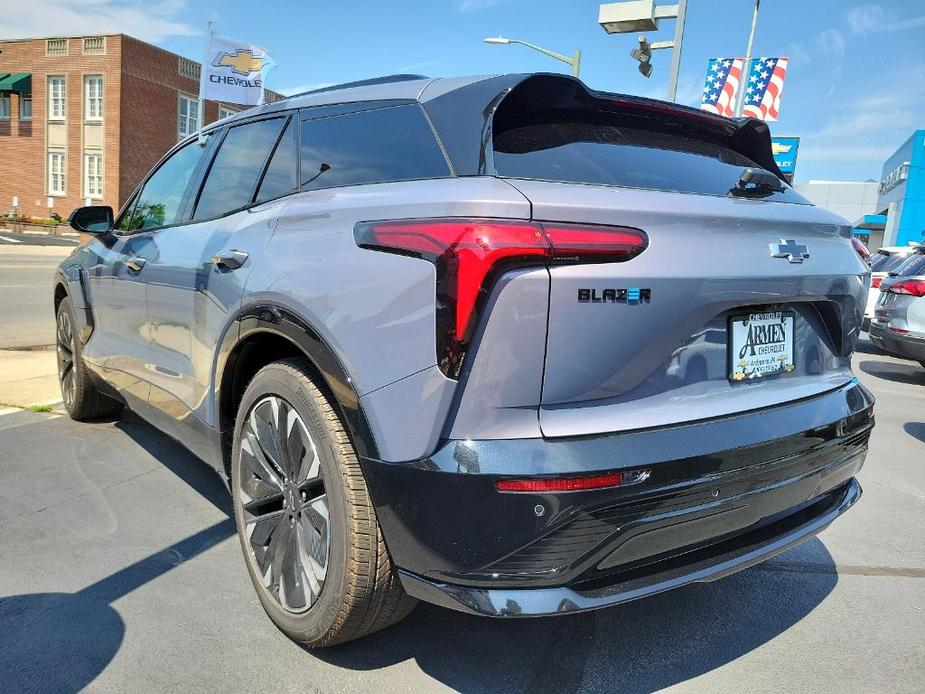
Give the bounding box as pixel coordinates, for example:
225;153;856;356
741;56;789;121
700;58;745;117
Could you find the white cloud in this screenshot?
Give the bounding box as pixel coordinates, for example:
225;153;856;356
845;4;925;33
816;29;846;59
0;0;197;43
455;0;510;13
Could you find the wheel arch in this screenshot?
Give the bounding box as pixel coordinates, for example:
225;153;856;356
215;303;380;480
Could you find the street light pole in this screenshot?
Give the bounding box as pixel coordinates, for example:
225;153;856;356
484;37;582;77
665;0;687;102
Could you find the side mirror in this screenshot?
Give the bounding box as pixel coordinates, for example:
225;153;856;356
69;205;113;234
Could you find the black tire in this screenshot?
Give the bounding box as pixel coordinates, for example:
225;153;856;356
230;358;416;647
56;296;123;421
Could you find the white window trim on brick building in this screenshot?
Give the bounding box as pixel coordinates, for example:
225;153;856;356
20;96;32;121
85;75;103;121
49;152;66;196
218;104;239;120
84;153;103;198
49;76;66;120
178;93;200;140
0;94;10;120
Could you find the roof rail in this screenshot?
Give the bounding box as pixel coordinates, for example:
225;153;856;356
283;74;430;100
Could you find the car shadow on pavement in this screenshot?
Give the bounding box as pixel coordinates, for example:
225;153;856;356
903;422;925;445
858;359;925;386
0;412;236;694
314;540;839;693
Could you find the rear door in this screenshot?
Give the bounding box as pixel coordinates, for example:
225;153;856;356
142;114;298;460
492;103;868;438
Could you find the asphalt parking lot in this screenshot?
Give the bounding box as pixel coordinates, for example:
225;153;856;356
0;341;923;693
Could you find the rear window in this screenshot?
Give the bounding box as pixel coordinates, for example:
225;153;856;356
493;116;806;201
299;104;450;191
870;252;909;273
894;252;925;277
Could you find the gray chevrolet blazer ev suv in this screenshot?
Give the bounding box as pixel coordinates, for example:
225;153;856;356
55;73;875;646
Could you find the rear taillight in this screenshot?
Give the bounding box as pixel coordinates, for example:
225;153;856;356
495;469;650;493
852;237;872;264
871;276;882;289
355;219;648;377
887;279;925;297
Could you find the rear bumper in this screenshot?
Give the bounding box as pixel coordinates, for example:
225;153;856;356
398;479;861;617
360;381;874;617
869;323;925;361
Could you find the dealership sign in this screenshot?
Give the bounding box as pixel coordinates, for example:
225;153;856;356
771;136;800;178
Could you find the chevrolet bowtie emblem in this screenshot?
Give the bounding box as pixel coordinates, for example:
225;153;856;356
213;49;264;75
770;239;809;263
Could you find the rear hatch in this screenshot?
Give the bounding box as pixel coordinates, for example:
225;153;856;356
491;77;868;438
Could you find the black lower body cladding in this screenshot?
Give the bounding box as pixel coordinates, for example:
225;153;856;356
359;380;874;616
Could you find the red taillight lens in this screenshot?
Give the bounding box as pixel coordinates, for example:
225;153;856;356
496;472;625;493
871;276;882;289
852;237;872;264
356;219;647;376
887;280;925;297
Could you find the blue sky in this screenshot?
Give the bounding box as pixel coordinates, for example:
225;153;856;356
5;0;924;182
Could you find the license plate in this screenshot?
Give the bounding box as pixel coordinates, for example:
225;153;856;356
728;311;795;382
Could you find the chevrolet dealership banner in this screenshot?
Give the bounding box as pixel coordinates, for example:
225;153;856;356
771;136;800;182
201;33;273;106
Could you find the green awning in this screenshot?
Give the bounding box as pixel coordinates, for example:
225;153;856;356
0;73;31;94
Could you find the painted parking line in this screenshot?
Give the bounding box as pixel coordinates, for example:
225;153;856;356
0;235;24;244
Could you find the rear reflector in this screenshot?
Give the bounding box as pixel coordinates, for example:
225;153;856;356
495;469;650;493
887;279;925;297
871;276;882;289
356;219;647;377
888;327;910;335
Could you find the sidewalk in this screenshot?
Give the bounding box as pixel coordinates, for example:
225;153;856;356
0;349;63;409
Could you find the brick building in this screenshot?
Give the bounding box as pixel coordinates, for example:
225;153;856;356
0;34;281;219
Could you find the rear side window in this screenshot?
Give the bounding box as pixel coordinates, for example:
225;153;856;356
493;114;806;202
194;117;286;221
256;118;298;203
895;253;925;277
871;252;908;273
299;105;449;191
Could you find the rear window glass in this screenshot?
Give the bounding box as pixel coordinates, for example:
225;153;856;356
299;105;450;191
894;253;925;277
871;252;910;273
492;116;806;202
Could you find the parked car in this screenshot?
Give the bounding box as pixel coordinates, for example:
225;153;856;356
54;73;874;647
863;245;921;331
869;247;925;369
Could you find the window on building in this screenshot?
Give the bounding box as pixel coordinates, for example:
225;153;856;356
46;38;68;56
178;57;201;81
256;118;298;203
85;153;103;198
20;96;32;121
48;76;66;120
178;94;200;140
49;152;66;195
83;36;105;54
85;76;103;120
299;105;450;192
218;105;239;120
0;95;10;120
121;139;210;231
193;118;286;220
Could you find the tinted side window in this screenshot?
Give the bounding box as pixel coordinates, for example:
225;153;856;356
123;140;207;231
299;105;449;191
256;118;298;203
871;252;908;273
194;118;286;221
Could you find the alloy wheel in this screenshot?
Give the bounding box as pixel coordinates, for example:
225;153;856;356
237;395;329;614
56;308;77;409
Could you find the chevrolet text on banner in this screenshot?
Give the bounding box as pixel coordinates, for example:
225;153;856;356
700;57;789;121
201;32;273;106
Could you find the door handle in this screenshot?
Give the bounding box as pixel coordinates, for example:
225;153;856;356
126;257;147;273
211;249;249;271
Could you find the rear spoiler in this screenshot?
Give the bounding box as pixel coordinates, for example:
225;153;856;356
420;73;785;181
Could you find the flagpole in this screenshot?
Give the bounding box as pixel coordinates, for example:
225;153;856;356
197;20;212;144
734;0;760;117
